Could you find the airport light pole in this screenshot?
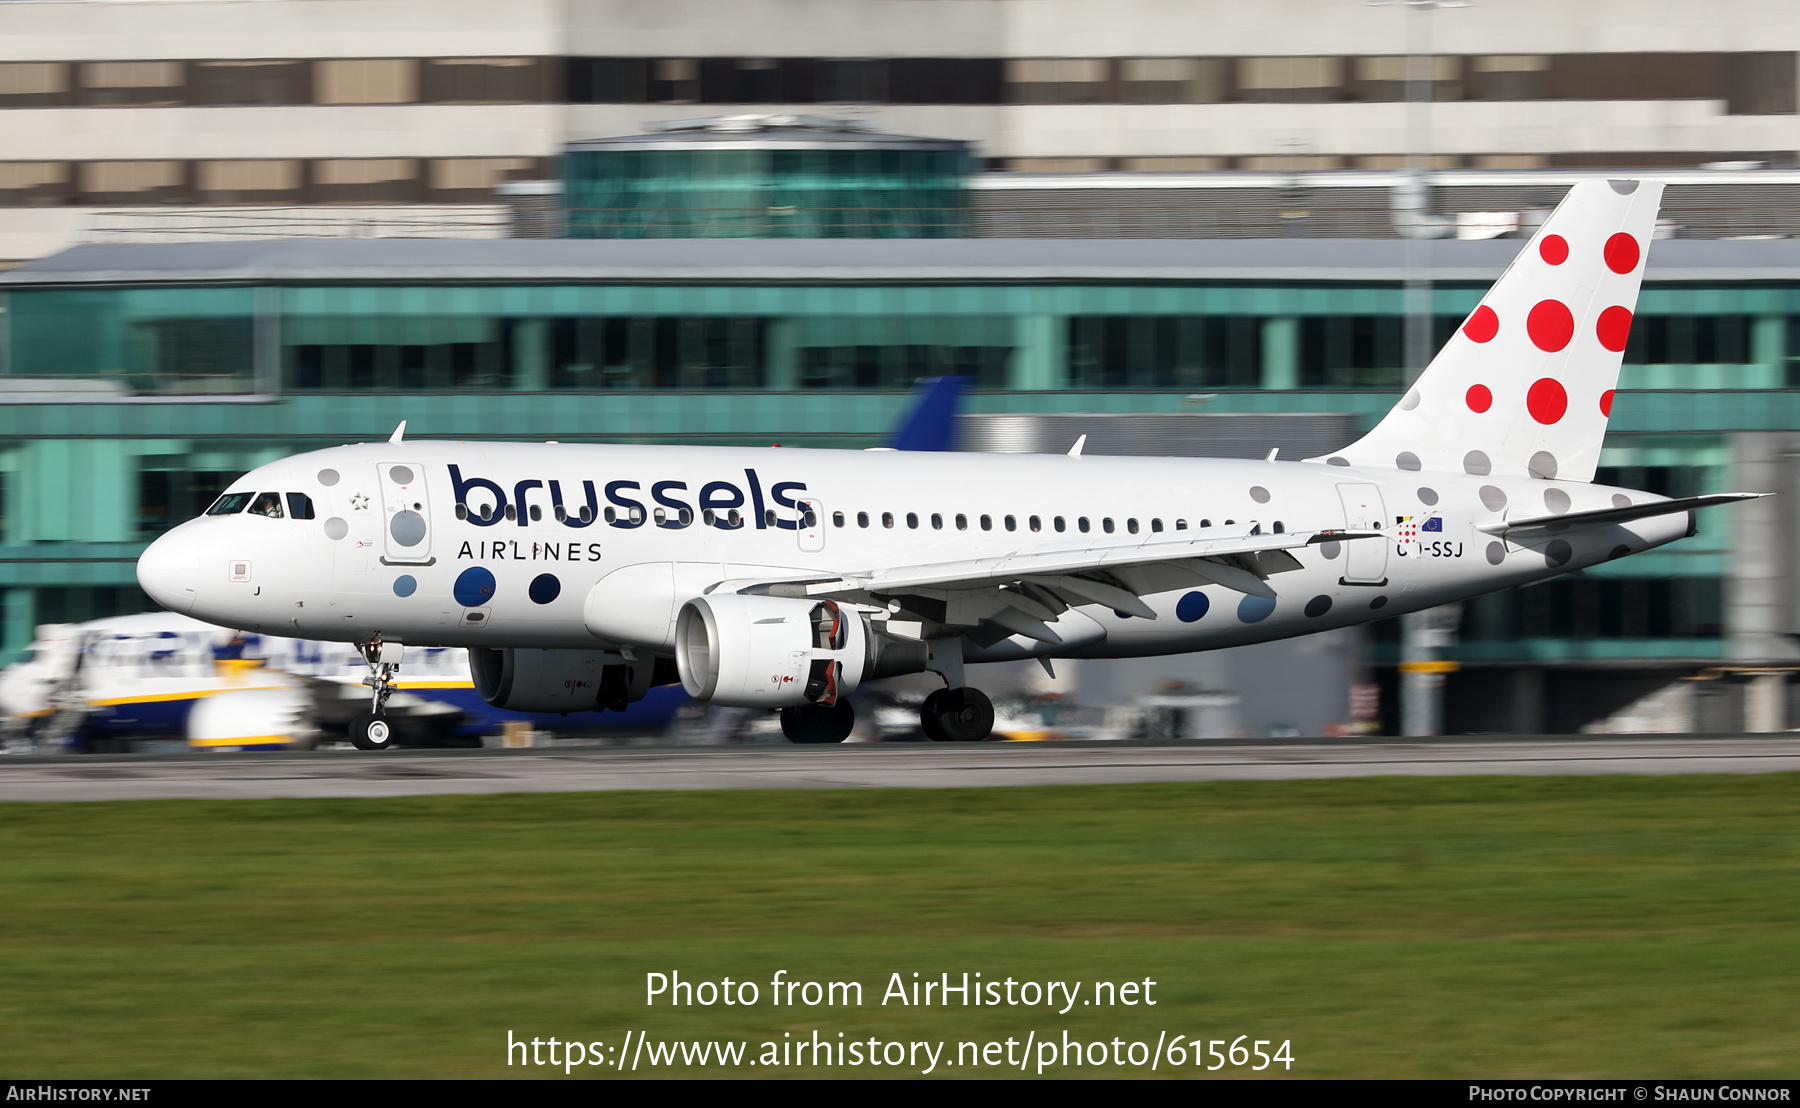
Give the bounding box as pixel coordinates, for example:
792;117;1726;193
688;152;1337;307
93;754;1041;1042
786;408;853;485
1372;0;1468;736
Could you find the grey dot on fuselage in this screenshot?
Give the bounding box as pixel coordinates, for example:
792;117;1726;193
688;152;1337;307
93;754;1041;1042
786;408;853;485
1464;451;1491;476
1327;457;1350;467
1486;541;1506;565
324;517;348;540
389;510;427;547
1417;487;1439;506
1609;179;1639;195
1612;494;1632;508
1396;452;1421;472
1545;539;1573;568
1529;451;1558;480
1399;390;1421;410
1480;485;1507;511
1319;541;1342;560
1545;488;1572;514
317;469;339;487
1250;486;1270;504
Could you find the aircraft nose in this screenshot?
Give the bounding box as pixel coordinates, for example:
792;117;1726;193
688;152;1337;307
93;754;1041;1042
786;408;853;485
137;531;200;615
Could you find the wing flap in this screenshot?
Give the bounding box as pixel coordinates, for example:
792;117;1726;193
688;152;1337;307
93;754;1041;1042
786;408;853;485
813;528;1376;597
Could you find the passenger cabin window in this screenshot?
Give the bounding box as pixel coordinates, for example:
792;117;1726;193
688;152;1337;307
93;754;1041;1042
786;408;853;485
249;492;284;518
1103;518;1115;533
1004;515;1017;532
955;513;968;530
832;511;845;528
1200;519;1211;527
1151;518;1163;532
1029;515;1041;532
530;505;542;521
207;491;254;516
1175;519;1187;530
286;492;315;520
1079;517;1090;533
931;513;943;530
883;512;895;529
1054;516;1066;532
1273;521;1285;533
857;511;869;528
1127;518;1139;534
906;512;919;529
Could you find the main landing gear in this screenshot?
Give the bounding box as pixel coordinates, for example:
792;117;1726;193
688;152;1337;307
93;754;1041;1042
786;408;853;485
352;635;401;751
917;637;993;742
920;687;994;742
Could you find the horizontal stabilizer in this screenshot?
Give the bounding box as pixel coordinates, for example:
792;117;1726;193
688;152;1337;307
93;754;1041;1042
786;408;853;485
1478;492;1766;539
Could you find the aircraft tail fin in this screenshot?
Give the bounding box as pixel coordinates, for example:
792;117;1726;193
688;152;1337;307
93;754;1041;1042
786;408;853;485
888;376;968;451
1317;178;1664;483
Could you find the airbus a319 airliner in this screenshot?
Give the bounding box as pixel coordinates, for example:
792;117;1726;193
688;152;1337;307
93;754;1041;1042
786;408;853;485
136;179;1758;748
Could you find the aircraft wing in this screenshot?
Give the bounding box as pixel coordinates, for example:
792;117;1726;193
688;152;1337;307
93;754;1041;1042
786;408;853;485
1477;492;1765;541
745;527;1380;645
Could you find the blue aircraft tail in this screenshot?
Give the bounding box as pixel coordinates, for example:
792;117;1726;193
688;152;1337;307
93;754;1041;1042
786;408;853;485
887;376;967;451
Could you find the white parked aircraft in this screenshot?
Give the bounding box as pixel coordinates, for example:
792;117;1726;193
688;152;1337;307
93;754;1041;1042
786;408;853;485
136;179;1758;749
0;612;681;750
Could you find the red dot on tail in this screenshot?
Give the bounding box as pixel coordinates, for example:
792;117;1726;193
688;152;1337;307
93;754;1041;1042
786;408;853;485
1526;299;1575;352
1462;305;1499;343
1599;389;1615;417
1465;384;1493;413
1596;305;1633;352
1604;233;1640;274
1539;235;1569;265
1527;378;1568;425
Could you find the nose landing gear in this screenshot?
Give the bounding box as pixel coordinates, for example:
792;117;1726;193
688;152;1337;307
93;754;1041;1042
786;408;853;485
352;635;402;751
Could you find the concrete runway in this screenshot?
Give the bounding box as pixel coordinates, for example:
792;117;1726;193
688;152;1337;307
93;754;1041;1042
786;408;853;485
2;736;1799;801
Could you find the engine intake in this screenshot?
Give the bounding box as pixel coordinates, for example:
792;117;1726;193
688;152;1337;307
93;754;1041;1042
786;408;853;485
675;594;870;708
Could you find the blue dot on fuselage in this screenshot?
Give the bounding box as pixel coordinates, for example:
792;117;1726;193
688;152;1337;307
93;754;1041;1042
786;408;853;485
528;573;561;605
1237;594;1277;623
392;575;417;598
453;566;496;607
1176;591;1209;622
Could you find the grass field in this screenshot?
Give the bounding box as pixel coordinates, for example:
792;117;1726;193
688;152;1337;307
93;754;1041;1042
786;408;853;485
2;774;1798;1078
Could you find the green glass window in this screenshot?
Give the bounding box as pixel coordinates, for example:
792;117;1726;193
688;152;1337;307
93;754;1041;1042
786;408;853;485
564;147;971;239
6;288;255;394
1068;316;1261;388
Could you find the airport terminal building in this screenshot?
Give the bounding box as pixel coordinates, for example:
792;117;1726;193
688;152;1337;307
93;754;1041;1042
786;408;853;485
2;234;1799;732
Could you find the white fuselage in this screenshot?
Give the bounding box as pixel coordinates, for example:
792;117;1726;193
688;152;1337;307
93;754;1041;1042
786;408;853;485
136;440;1690;662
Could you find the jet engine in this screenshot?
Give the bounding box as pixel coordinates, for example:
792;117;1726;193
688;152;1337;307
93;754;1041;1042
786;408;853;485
674;594;877;708
469;647;676;713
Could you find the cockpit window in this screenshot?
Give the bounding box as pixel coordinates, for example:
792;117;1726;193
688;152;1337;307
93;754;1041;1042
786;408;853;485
248;492;284;519
286;492;316;520
206;492;254;516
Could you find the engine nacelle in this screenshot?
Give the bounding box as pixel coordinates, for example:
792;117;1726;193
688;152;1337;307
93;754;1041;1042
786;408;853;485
469;647;673;714
675;594;869;708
